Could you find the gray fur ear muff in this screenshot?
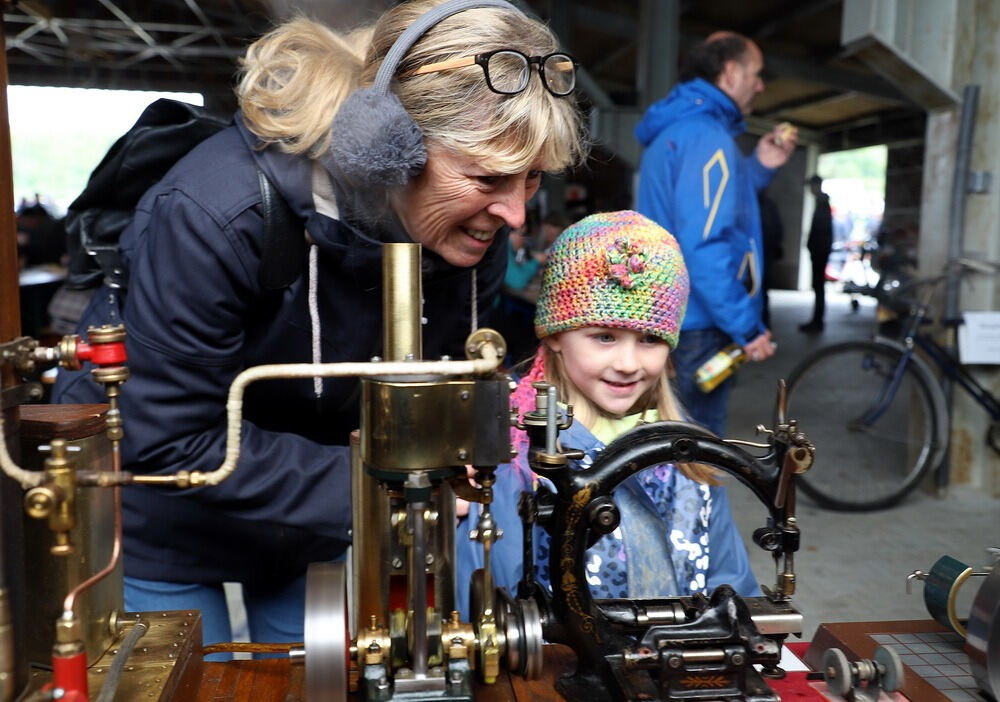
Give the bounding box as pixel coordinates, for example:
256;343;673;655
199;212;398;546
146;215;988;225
327;89;425;187
326;0;521;188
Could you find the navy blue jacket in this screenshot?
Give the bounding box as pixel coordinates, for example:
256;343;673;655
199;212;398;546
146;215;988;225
635;78;775;345
53;117;506;586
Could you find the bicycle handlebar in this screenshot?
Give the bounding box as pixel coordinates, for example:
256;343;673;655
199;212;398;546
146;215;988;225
881;257;999;320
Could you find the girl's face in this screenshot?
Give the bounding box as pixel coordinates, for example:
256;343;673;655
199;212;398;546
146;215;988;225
545;327;669;418
389;145;543;268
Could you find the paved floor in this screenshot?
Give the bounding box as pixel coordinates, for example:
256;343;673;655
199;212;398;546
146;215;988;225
725;288;999;640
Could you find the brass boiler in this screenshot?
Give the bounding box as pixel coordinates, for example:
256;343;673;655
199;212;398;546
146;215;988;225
349;243;511;697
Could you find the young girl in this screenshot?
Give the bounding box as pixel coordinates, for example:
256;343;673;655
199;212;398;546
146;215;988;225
456;210;759;618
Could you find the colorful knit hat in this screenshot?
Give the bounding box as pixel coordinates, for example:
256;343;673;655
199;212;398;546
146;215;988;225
534;210;689;348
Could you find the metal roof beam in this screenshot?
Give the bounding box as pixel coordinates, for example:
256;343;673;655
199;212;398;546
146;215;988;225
764;54;911;105
752;0;841;40
570;5;636;40
183;0;227;49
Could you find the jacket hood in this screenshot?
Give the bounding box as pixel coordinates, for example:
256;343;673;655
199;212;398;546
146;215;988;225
635;78;746;147
235;116;393;256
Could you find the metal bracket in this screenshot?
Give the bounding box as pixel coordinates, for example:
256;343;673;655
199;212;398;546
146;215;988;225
967;171;992;194
1;382;44;411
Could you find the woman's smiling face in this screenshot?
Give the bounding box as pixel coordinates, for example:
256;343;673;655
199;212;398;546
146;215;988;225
389;145;543;267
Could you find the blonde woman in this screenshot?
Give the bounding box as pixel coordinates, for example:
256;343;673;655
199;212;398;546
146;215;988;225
54;0;586;650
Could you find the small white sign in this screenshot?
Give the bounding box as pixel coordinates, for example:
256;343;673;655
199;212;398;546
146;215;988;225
959;311;1000;364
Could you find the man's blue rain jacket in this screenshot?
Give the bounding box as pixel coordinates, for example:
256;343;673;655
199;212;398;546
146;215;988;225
635;78;775;345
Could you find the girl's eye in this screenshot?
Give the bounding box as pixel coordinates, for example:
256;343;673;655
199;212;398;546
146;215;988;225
593;332;615;343
641;334;663;344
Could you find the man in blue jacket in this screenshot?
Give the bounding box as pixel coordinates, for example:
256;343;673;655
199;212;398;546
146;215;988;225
635;32;796;436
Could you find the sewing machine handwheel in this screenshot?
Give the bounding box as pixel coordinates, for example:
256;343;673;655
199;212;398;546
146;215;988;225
822;647;852;697
304;561;349;702
875;646;904;692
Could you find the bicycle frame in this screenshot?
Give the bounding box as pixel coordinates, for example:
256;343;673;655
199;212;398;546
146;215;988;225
874;278;1000;424
914;334;1000;421
859;329;1000;428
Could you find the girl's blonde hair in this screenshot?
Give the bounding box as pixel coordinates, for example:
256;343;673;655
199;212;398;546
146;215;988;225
237;1;587;174
540;345;719;485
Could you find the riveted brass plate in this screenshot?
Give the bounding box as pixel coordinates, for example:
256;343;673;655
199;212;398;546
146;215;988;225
26;610;203;701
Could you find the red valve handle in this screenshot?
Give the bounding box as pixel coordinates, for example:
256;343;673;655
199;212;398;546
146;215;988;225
74;340;127;366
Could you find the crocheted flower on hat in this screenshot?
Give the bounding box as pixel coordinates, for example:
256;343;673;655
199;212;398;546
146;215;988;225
606;237;647;289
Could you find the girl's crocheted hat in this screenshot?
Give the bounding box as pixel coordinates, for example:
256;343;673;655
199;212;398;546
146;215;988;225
533;210;689;348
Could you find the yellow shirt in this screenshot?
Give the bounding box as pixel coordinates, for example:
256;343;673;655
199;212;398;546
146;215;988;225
589;409;660;446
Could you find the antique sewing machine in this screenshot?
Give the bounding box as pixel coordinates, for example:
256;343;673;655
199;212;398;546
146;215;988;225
3;242;817;702
469;379;816;702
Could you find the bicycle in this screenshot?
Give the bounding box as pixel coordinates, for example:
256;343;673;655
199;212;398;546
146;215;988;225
785;259;1000;511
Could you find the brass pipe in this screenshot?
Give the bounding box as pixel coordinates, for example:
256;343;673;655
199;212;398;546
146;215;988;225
382;243;422;362
202;352;500;488
62;443;122;618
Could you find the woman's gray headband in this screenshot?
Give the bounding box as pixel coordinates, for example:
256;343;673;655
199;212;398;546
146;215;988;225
326;0;524;188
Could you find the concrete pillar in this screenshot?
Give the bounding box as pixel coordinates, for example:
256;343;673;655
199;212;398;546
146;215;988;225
918;0;998;494
636;0;679;111
761;144;811;292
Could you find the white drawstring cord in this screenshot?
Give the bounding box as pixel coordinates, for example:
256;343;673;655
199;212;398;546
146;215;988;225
307;243;323;399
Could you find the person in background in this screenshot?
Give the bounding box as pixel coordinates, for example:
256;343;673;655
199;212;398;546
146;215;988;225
800;174;833;333
456;210;759;619
758;191;784;329
504;222;545;291
16;195;65;269
496;222;547;365
634;31;797;436
539;210;570;249
53;0;585;651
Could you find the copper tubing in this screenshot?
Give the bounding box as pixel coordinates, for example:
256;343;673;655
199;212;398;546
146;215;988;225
202;641;304;656
62;443;122;617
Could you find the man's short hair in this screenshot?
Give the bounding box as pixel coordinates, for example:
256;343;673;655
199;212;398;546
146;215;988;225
679;33;751;84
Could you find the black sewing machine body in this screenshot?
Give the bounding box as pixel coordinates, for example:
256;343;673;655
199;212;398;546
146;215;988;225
504;391;812;702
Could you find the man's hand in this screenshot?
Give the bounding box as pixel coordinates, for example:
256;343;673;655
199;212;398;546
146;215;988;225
455;465;478;519
756;122;797;168
743;330;775;363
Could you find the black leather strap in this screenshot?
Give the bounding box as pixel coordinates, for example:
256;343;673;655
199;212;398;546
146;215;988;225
257;169;308;290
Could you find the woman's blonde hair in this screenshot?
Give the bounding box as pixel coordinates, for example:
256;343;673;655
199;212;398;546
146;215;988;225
540;344;718;485
237;0;587;174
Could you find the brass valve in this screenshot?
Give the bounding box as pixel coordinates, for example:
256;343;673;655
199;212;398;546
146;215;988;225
24;439;78;556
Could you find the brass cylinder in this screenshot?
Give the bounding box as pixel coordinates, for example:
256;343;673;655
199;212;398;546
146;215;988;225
382;243;422;362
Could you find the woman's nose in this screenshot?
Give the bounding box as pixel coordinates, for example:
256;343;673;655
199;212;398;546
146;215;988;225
486;186;527;230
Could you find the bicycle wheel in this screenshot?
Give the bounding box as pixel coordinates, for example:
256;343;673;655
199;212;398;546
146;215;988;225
786;340;946;511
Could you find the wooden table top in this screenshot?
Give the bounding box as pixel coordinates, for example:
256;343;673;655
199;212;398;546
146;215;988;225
193;646;577;701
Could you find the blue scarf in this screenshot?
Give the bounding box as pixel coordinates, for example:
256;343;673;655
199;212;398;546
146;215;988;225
530;412;712;598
